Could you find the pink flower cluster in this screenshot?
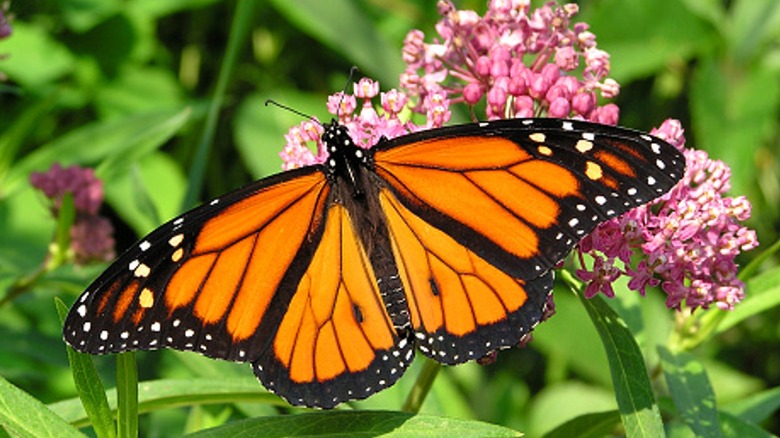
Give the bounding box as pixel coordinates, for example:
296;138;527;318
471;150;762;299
30;163;115;264
576;120;758;310
280;78;450;169
401;0;619;123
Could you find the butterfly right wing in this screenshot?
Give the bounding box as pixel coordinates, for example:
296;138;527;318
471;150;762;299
253;202;415;408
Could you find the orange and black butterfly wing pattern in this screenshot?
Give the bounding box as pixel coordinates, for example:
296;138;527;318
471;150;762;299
252;202;415;408
373;118;685;363
63;167;332;363
378;187;554;364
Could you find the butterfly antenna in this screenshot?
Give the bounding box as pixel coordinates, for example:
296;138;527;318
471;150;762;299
335;66;359;119
264;99;322;126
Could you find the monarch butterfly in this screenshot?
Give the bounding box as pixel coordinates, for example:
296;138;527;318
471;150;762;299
63;116;685;408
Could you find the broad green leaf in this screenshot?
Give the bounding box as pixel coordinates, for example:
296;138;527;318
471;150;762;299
728;0;780;63
0;21;75;88
658;346;720;438
690;59;779;200
56;298;116;438
543;410;621;438
94;65;185;120
528;382;616;437
184;411;522;438
576;284;664;438
533;288;611;387
718;411;773;438
0;375;85;438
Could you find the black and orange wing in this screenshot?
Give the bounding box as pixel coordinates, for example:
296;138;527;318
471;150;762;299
372;118;685;362
253;203;414;408
63;168;331;361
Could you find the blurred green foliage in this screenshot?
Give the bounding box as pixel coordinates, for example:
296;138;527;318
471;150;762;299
0;0;779;436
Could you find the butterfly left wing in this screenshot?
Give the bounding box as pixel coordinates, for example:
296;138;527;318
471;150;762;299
63;169;332;361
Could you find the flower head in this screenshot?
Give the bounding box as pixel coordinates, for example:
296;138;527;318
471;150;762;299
401;0;619;122
30;163;115;264
576;120;758;311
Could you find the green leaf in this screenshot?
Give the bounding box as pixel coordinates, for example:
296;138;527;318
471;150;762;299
3;108;192;198
0;21;75;87
721;386;780;425
0;374;85;438
103;152;187;236
532;287;611;388
528;382;617;437
728;0;780;63
268;0;404;85
94;65;185;120
718;265;780;333
543;410;621;438
658;346;721;437
571;273;664;438
183;411;522;438
718;411;773;438
56;298;116;438
50;378;284;427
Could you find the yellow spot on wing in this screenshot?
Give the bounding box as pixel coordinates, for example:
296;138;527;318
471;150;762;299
537;145;552;156
139;288;155;308
169;234;184;247
576;139;593;153
171;248;184;262
585;161;603;180
134;263;151;278
529;132;546;143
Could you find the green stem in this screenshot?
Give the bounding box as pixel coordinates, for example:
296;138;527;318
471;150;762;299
401;358;440;413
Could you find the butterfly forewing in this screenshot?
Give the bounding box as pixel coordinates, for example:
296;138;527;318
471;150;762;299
373;118;685;280
63;168;330;360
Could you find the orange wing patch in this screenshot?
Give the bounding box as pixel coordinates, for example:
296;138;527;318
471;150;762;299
376;136;580;262
273;204;396;384
161;173;329;342
380;189;539;364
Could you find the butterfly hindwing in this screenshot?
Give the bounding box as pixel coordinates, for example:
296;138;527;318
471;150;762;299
253;203;414;408
380;188;553;364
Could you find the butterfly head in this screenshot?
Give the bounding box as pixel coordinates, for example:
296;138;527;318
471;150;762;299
321;119;371;185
